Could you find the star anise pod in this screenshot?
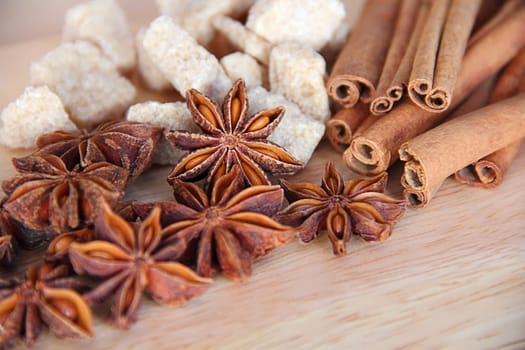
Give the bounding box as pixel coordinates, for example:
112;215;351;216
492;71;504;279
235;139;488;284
0;204;16;266
68;202;212;329
0;263;93;348
278;162;406;256
34;121;162;181
165;78;303;187
1;154;128;245
133;165;294;282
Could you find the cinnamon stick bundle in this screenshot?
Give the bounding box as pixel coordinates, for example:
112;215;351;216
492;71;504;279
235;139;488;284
407;0;481;113
454;47;525;188
369;0;421;116
399;93;525;208
326;103;369;153
326;0;400;108
343;5;525;176
370;0;429;116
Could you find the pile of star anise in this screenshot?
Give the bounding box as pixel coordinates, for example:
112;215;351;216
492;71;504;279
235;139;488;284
0;79;406;348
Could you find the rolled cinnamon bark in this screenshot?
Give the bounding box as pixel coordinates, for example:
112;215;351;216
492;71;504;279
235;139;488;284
445;76;495;119
454;47;525;188
399;93;525;208
343;5;525;176
352;113;380;138
326;0;400;108
454;141;522;188
369;0;421;116
408;0;481;113
471;0;506;33
326;103;369;153
370;1;430;116
407;0;450;110
487;47;525;102
468;0;522;46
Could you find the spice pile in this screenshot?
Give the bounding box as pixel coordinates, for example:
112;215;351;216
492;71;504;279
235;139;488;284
0;0;524;348
0;77;405;346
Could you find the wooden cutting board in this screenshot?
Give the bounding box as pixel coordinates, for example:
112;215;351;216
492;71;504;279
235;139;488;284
0;1;524;349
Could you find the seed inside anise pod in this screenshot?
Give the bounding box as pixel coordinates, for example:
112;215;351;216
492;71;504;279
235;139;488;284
45;228;94;264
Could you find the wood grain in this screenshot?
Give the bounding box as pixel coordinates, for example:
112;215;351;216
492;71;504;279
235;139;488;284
0;2;524;349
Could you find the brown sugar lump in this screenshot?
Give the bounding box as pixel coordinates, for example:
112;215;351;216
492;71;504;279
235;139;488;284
156;0;255;45
30;41;136;129
126;101;199;165
220;52;263;89
269;42;330;123
245;0;345;51
63;0;135;73
143;16;233;101
247;87;325;164
136;27;171;91
212;16;273;64
0;86;78;148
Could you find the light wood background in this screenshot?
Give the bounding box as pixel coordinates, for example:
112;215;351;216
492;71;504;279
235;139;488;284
0;1;524;349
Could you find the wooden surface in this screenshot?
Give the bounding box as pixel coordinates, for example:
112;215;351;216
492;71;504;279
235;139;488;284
0;2;524;349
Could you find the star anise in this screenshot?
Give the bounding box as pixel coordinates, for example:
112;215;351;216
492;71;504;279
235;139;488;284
165;78;303;187
34;121;162;181
0;263;93;348
68;202;212;329
0;204;16;266
1;154;128;245
278;162;406;256
133;165;294;282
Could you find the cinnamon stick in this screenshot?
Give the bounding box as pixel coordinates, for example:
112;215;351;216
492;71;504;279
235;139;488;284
370;1;429;116
370;0;423;115
408;0;481;113
444;75;496;120
399;93;525;208
326;0;400;108
471;0;506;34
398;77;496;191
454;47;525;188
343;5;525;176
326;103;369;153
454;141;522;189
487;47;525;102
468;0;522;46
